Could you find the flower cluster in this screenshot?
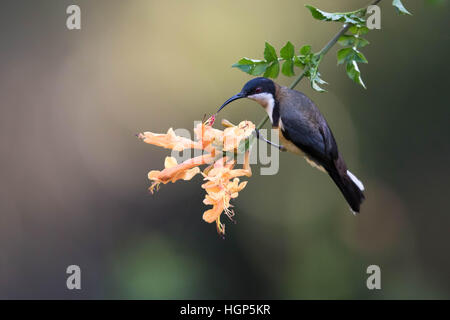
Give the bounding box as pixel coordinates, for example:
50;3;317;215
138;117;254;236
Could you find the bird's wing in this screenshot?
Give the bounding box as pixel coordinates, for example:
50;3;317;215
279;93;338;168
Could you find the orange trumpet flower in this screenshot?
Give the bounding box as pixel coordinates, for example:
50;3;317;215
138;117;254;236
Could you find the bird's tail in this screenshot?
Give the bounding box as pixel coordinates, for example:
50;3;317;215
327;156;365;214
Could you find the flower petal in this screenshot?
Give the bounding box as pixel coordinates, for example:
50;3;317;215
222;121;255;151
148;170;161;180
138;128;201;151
194;122;223;147
164;156;178;169
203;201;224;223
179;167;200;181
149;154;214;185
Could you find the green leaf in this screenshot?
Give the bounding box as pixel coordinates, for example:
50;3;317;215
280;41;295;60
305;5;366;26
354;50;368;64
264;42;278;62
299;45;312;56
281;60;295;76
311;80;326;92
308;61;327;92
305;5;330;20
337;48;353;65
392;0;412;15
346;60;366;89
232;58;258;74
349;25;369;35
337;48;368;65
356;37;369;48
314;74;327;85
231;58;273;76
264;61;280;78
293;56;305;68
338;35;355;46
251;61;270;76
338;35;369;48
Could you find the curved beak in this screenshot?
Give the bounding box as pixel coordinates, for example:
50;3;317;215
216;92;245;113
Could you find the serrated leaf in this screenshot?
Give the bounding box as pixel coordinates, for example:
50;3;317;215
281;60;295;77
338;35;355;47
337;48;368;65
305;5;345;22
264;61;280;78
346;60;366;89
280;41;295;60
392;0;412;15
343;16;360;25
232;58;257;74
264;42;278;62
305;5;330;20
337;48;353;65
305;5;367;26
315;74;327;85
349;25;369;35
232;58;274;76
299;45;312;56
308;61;327;92
251;61;270;76
293;56;306;68
303;53;312;64
354;50;368;64
311;79;326;92
356;37;369;48
338;35;370;48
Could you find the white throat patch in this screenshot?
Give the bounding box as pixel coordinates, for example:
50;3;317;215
247;93;275;124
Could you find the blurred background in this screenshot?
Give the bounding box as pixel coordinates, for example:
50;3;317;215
0;0;449;299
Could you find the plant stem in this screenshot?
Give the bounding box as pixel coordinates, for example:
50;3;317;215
256;0;382;130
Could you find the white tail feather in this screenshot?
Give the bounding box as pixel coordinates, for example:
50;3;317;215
347;170;364;191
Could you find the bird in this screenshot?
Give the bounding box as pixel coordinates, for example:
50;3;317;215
216;77;365;213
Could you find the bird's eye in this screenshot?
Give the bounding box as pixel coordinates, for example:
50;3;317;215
254;87;262;94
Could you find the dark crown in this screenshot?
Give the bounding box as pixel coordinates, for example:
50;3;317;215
241;77;276;97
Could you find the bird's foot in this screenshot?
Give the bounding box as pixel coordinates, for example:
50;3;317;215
254;129;286;151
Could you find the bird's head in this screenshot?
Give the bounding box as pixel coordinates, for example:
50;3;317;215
216;77;276;113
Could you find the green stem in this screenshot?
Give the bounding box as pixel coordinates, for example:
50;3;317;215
255;0;382;130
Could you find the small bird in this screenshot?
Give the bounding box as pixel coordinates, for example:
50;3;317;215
217;77;365;213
